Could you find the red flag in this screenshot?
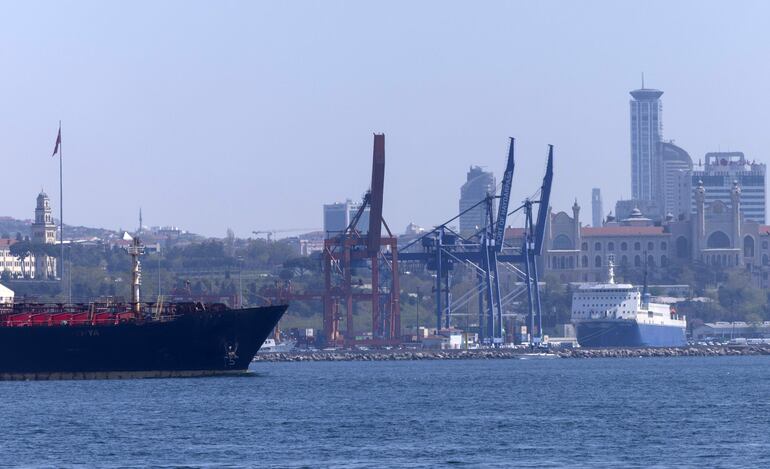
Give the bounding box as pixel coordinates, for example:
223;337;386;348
52;125;61;157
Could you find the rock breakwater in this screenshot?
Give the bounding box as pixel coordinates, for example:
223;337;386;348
253;345;770;363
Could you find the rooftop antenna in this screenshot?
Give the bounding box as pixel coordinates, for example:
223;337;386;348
641;72;645;89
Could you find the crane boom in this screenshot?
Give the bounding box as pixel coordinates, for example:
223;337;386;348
367;133;385;255
534;145;554;255
494;138;516;252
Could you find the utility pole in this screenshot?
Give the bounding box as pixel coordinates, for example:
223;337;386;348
238;256;244;307
415;286;420;337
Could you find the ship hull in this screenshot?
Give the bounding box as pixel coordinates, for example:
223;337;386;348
575;320;686;348
0;304;287;379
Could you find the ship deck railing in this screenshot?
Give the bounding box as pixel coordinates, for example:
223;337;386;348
0;302;226;327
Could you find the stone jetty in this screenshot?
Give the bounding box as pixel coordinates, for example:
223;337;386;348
252;345;770;363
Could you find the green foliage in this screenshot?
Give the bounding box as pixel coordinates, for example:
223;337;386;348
283;256;320;276
539;274;573;327
716;271;765;318
165;240;231;269
239;239;296;269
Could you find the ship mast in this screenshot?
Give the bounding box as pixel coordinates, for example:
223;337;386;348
128;237;145;316
607;254;615;285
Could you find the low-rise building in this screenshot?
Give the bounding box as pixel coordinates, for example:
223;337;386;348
692;321;770;340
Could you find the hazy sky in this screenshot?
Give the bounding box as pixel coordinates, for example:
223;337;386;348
2;1;770;238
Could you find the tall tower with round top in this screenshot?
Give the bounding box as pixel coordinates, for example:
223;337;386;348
630;87;664;202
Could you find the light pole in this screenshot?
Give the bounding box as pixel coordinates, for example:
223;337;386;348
238;256;244;307
415;286;421;338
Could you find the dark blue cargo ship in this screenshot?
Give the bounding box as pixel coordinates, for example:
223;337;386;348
0;238;287;380
0;302;287;380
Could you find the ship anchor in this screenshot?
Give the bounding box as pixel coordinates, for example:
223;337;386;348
224;342;239;366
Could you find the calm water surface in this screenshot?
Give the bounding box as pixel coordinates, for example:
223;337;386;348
1;356;769;468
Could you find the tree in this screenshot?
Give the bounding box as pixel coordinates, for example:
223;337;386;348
9;241;31;278
717;271;765;320
225;228;236;257
283;256;319;277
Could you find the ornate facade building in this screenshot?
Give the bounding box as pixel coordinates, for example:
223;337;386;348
0;192;58;280
540;181;770;288
31;191;57;279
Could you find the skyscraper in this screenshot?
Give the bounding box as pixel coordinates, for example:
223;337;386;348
591;188;603;227
323;199;370;238
630;87;664;202
680;152;766;223
658;141;692;218
459;166;496;236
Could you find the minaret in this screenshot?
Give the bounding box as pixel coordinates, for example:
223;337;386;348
694;180;706;257
572;199;581;249
731;180;741;249
31;192;57;279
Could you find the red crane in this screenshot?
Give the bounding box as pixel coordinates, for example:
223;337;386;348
322;134;400;345
264;134;400;346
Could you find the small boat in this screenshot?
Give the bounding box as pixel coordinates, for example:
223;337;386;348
258;338;296;354
516;352;559;359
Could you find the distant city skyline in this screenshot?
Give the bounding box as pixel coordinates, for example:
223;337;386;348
2;1;770;237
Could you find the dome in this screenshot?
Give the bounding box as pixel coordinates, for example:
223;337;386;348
629;207;643;218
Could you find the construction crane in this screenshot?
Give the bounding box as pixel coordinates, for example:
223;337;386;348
252;228;320;242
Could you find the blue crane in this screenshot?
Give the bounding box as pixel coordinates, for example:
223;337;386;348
396;139;553;345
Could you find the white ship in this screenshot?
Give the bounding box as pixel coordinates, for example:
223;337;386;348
258;338;296;354
571;259;686;347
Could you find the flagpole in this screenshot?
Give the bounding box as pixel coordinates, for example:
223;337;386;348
58;120;65;302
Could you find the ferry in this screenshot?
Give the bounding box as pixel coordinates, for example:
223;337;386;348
571;259;686;348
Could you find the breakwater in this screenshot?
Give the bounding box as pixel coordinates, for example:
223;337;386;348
253;345;770;362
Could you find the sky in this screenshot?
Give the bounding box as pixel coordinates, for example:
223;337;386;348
2;1;770;238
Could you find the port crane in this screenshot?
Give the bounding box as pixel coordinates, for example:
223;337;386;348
396;139;553;345
261;134;400;346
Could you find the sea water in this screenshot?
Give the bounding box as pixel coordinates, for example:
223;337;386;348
1;356;769;468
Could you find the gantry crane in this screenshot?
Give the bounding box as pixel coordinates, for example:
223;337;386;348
396;139;553;345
